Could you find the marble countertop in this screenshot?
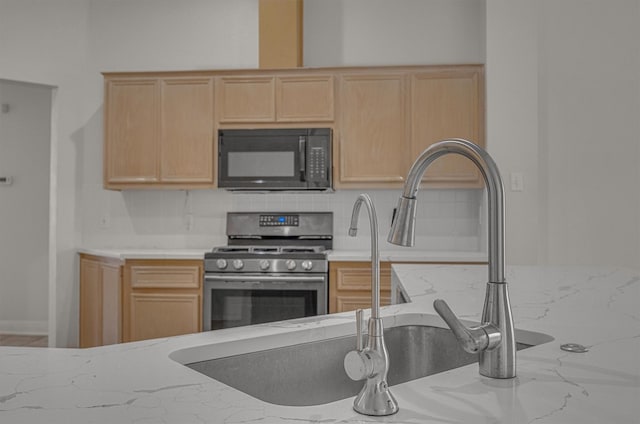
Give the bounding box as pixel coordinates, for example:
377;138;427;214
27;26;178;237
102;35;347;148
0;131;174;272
1;265;638;423
78;247;487;263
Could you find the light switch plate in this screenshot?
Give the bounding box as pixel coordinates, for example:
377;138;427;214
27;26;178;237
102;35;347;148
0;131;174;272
510;172;524;192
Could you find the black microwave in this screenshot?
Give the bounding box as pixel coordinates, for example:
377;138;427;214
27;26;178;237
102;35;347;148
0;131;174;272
218;128;332;191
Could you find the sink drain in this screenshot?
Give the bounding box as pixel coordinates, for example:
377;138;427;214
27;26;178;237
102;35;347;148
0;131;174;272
560;343;589;353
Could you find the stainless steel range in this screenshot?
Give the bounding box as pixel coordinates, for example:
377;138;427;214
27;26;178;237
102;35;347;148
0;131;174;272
203;212;333;331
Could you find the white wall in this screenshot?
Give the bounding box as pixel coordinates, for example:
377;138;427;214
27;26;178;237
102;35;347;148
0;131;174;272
304;0;485;66
486;0;640;270
538;0;640;268
0;79;51;334
485;1;541;265
0;0;259;347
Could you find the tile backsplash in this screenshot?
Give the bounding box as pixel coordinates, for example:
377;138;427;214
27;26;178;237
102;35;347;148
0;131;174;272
81;186;484;252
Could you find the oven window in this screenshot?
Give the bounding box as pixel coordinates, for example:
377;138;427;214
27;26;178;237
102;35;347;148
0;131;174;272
210;289;318;330
228;151;295;177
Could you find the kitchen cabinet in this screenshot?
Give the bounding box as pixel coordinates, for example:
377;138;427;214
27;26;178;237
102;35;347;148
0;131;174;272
409;67;485;187
103;75;215;189
79;254;123;348
217;74;334;124
122;260;202;342
329;261;392;314
337;73;407;187
329;258;487;314
102;65;482;191
334;65;485;189
217;76;275;123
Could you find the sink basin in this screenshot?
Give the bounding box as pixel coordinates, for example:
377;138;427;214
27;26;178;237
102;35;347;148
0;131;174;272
181;323;553;406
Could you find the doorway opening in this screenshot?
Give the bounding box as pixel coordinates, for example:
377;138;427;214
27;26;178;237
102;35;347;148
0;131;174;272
0;79;54;347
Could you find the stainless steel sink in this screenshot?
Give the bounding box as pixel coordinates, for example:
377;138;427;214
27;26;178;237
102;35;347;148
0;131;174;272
184;324;552;406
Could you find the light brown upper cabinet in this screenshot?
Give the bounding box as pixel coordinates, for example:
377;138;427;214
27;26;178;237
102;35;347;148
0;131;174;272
217;74;334;124
410;67;485;187
337;73;408;188
276;75;334;122
104;75;215;189
334;65;485;189
217;76;275;123
103;65;483;190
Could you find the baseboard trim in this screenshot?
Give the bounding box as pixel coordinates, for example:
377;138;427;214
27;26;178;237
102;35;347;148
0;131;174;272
0;320;48;335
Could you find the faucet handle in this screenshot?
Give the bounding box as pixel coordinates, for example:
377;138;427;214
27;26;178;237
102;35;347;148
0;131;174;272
345;309;370;381
354;309;364;351
433;299;500;353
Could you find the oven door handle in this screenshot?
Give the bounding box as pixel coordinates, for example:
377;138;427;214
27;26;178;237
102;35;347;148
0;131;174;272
204;274;326;283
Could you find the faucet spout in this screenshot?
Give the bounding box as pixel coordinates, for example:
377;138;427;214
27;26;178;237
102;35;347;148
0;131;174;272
349;194;380;319
387;139;516;379
388;138;505;283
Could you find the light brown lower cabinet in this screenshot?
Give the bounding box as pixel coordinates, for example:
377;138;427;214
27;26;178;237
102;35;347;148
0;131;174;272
79;255;203;347
329;261;392;314
122;260;203;342
79;254;123;348
329;260;487;314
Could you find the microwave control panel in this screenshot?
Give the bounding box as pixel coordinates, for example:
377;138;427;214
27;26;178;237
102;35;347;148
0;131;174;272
306;133;330;185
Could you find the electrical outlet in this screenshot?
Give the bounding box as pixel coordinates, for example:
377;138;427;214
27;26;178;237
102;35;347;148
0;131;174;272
100;213;111;229
510;172;524;192
185;214;194;231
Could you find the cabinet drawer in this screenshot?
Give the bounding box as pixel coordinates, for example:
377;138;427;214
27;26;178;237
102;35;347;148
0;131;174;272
130;265;201;289
335;293;392;314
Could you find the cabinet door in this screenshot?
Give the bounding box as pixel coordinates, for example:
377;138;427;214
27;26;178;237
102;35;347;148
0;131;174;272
276;75;334;122
217;76;275;122
337;74;407;187
79;258;102;348
79;256;122;348
123;260;203;342
160;77;214;183
104;79;159;185
329;262;392;314
129;293;201;342
101;263;122;346
410;67;485;187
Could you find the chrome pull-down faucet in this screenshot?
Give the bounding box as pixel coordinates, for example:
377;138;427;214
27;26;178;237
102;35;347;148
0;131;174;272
343;194;399;416
388;139;516;379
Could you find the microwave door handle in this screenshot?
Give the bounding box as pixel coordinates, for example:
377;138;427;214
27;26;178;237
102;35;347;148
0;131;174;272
299;136;306;181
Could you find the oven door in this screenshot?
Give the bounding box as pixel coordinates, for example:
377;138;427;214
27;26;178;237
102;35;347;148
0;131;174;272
203;274;328;331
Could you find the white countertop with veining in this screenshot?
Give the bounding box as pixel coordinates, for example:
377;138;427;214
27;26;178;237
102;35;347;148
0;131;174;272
1;265;638;423
78;247;486;263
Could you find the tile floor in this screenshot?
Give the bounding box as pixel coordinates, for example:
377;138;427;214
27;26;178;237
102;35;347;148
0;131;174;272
0;334;48;347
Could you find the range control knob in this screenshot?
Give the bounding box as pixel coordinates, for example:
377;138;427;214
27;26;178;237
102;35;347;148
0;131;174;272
286;260;297;271
259;259;270;271
232;259;244;270
301;260;313;271
216;259;228;270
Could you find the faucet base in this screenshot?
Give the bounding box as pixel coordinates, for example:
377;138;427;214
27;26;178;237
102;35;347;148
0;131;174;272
353;380;399;416
479;282;516;378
